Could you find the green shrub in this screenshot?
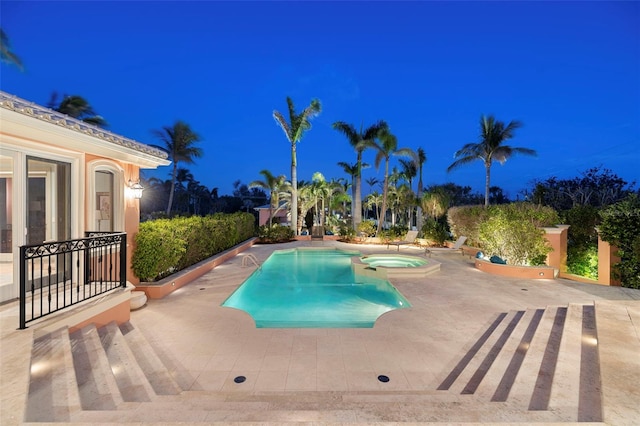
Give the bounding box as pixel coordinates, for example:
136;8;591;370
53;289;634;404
258;225;295;243
446;205;488;247
337;221;356;241
599;194;640;288
421;217;450;246
561;206;600;248
387;224;408;239
132;212;255;281
561;206;599;279
132;219;187;281
478;203;559;266
566;245;598;279
357;220;376;237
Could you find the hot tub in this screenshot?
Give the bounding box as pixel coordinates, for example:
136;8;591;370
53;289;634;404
352;254;440;279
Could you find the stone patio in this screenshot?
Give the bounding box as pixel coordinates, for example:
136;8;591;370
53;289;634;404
1;239;639;424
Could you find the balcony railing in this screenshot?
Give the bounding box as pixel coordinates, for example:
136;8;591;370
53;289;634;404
19;232;126;329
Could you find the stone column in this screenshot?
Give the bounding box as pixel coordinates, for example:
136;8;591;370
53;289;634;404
542;225;570;273
596;228;621;286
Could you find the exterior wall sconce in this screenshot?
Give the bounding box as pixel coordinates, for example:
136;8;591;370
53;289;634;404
128;179;144;199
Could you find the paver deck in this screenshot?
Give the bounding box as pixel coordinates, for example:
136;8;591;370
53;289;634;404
2;239;639;424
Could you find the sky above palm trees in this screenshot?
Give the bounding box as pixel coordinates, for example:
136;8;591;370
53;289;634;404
1;1;638;198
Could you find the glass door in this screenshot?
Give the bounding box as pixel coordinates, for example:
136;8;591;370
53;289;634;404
0;152;14;292
26;157;71;289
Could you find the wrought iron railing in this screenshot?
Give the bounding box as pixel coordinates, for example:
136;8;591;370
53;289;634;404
19;232;126;329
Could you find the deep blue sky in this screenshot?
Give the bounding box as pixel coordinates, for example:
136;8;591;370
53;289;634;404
2;1;639;198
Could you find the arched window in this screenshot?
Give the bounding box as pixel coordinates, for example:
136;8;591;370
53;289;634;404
87;160;124;232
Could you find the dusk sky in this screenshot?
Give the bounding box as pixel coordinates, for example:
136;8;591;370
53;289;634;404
1;1;638;198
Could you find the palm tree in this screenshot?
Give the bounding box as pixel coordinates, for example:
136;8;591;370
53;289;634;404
337;161;369;223
447;115;536;206
399;158;418;228
365;192;383;224
273;97;322;234
332;120;388;231
333;178;351;219
309;172;330;226
364;177;380;220
365;177;380;194
362;129;414;235
0;28;23;70
249;169;290;227
295;181;316;234
47;93;108;127
414;147;427;231
175;168;194;212
152;121;203;215
421;189;450;219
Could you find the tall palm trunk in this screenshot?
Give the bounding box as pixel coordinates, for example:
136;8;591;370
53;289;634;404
416;177;424;231
484;160;491;207
166;164;177;215
354;151;363;230
377;160;390;235
291;144;298;230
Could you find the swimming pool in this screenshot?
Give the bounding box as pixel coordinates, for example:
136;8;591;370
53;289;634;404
221;248;411;328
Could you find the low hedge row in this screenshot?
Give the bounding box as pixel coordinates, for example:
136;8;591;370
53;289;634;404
132;212;255;281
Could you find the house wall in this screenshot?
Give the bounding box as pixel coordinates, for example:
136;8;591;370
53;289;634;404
85;154;142;284
0;92;168;303
257;208;288;226
258;209;270;226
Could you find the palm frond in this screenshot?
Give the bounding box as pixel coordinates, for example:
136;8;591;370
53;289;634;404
394;147;415;159
447;155;480;172
362;120;389;140
272;110;292;143
332;121;359;146
511;147;536;156
0;28;24;70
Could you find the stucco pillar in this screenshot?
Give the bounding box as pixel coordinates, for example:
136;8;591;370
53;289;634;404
596;229;621;286
542;225;570;273
124;166;141;285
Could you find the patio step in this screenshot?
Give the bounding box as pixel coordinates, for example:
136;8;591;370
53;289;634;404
24;326;81;422
65;391;598;423
503;305;563;407
69;323;125;410
24;300;631;423
97;321;155;402
595;300;640;425
118;320;183;395
434;303;602;422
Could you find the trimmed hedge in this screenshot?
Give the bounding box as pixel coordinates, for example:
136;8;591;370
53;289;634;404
599;194;640;289
257;225;295;243
132;212;255;281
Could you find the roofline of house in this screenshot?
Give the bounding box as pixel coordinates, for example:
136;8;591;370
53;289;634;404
0;91;170;165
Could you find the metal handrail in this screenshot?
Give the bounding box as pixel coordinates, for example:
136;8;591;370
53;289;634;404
19;232;127;329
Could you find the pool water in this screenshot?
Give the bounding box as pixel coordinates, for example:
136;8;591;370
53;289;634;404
221;249;411;328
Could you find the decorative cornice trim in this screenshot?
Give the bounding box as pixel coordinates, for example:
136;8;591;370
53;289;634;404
0;91;168;161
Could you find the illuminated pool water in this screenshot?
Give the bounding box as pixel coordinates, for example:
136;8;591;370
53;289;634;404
221;248;411;328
